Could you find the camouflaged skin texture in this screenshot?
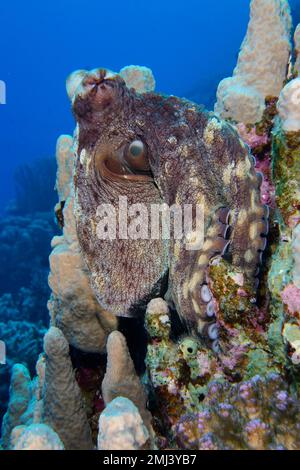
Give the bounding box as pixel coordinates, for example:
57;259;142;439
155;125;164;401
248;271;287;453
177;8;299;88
71;69;268;341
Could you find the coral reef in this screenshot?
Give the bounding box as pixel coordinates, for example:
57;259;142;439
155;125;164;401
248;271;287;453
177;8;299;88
1;354;53;449
102;331;152;431
0;212;56;308
1;364;32;449
11;424;64;450
277;78;300;132
97;397;149;450
145;298;212;437
294;24;300;75
0;206;57;426
144;293;294;447
273;82;300;228
3;1;300;452
0;321;45;426
292;223;300;288
42;327;93;450
119;65;156;93
175;374;300;450
215;0;292;124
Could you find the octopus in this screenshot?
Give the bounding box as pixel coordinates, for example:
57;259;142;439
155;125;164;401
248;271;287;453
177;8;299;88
67;68;269;349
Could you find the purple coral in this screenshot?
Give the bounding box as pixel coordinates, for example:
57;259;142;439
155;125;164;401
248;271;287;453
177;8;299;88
175;374;300;450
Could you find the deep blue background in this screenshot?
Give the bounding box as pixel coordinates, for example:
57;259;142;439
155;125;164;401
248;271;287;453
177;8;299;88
0;0;299;213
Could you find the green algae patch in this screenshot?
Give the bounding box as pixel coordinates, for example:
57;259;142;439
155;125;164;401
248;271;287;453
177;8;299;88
272;126;300;227
245;349;270;378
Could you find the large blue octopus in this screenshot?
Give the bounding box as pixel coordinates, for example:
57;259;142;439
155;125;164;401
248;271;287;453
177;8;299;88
67;68;268;349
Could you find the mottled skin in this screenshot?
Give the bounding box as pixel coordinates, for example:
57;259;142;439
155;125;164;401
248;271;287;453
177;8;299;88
70;69;268;344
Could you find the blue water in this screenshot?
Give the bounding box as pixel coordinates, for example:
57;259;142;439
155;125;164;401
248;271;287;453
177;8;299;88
0;0;299;212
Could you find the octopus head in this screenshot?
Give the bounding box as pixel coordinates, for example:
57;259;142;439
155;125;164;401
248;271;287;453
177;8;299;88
68;68;156;185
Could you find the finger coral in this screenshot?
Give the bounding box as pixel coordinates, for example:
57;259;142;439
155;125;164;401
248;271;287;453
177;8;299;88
294;24;300;76
119;65;155;93
42;327;93;450
11;424;64;450
1;364;32;449
97;397;149;450
215;0;292;124
102;331;152;432
277;78;300;132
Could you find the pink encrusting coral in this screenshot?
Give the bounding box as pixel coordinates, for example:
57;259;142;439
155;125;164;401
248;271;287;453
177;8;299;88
236;119;276;208
236;123;269;149
281;284;300;315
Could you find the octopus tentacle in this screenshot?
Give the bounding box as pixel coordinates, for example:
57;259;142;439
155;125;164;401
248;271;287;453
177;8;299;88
174;124;269;343
228;165;269;288
205;121;270;291
170;207;231;345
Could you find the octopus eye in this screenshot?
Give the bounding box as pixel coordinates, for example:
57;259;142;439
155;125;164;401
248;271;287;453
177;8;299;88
128;140;144;157
124;139;151;174
95;139;153;183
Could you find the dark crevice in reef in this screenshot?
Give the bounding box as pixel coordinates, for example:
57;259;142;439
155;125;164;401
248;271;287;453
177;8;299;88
69;300;187;382
69;316;149;377
119;271;187;375
69;345;106;371
169;307;188;341
118;316;148;375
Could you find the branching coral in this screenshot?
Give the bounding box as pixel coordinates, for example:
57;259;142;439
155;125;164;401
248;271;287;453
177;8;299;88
11;424;64;450
0;320;46;428
215;0;292;124
102;331;152;432
119;65;155;93
277;78;300;132
294;24;300;76
1;364;32;449
97;397;149;450
42;327;93;450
